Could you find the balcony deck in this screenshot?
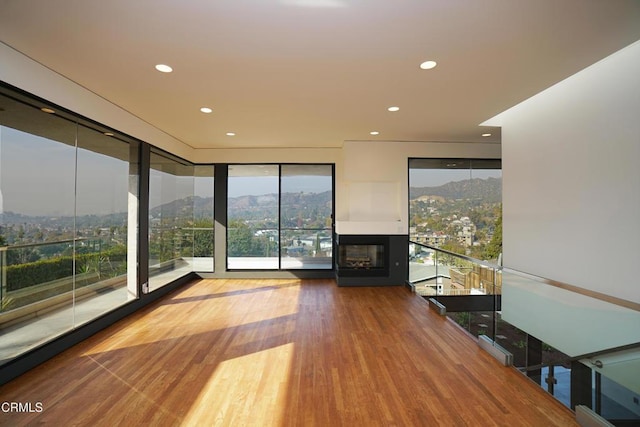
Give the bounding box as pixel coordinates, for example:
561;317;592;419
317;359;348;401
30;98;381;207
0;279;576;426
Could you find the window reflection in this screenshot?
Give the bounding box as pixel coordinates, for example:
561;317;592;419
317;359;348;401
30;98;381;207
148;150;195;290
0;90;138;364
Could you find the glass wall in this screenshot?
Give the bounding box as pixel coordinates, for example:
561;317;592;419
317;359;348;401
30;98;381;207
227;164;334;270
148;149;195;290
227;165;279;269
0;90;138;364
192;165;215;272
280;164;333;269
0;84;333;372
74;125;138;324
409;158;502;261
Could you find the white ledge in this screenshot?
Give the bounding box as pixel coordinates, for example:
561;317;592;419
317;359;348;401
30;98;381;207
335;221;405;235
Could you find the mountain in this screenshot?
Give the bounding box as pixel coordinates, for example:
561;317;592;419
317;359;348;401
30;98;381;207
228;191;332;221
148;191;333;221
149;196;213;219
410;177;501;203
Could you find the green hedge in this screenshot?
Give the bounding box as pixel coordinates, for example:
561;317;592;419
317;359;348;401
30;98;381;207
6;247;126;292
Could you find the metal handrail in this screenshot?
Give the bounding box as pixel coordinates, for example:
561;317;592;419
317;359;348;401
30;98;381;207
0;238;87;251
409;240;500;268
409;240;640;312
519;342;640;371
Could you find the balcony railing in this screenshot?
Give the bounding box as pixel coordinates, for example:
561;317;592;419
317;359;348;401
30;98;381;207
0;239;131;365
226;226;333;270
408;240;640;424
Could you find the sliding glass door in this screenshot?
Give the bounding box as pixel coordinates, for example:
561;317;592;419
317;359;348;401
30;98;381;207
227;164;333;270
227;165;279;269
280;165;333;269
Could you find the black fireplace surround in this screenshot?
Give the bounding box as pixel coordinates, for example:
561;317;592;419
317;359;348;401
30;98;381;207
335;234;408;286
336;235;389;277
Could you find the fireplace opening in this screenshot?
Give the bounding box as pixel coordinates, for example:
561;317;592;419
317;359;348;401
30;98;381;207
336;235;389;277
338;244;384;269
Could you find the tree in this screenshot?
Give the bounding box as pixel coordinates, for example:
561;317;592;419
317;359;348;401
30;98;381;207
227;220;268;257
193;219;214;257
469;209;482;227
483;207;502;262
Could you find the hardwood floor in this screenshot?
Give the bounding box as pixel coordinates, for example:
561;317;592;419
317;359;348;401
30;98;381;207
0;279;577;426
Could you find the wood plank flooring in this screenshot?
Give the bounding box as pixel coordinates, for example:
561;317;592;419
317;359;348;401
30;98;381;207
0;279;577;426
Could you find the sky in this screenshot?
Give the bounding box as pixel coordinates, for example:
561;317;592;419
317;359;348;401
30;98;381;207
410;168;501;187
228;175;332;198
1;126;129;216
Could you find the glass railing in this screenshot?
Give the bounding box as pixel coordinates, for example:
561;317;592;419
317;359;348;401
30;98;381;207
148;225;195;290
147;225;215;289
190;226;215;273
280;228;333;269
227;226;279;269
226;227;333;270
409;241;500;297
408;241;640;424
0;239;131;365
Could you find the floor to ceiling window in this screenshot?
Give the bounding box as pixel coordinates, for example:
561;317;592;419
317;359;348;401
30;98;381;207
192;165;215;273
280;164;333;269
409;158;502;260
0;83;334;376
75;124;139;323
148;150;195;290
227;165;280;269
0;88;139;364
227;164;334;270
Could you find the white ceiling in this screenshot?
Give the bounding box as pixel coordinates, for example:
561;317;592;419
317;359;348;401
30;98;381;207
1;0;639;150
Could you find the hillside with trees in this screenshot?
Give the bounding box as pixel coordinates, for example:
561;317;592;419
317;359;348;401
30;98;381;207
410;177;502;261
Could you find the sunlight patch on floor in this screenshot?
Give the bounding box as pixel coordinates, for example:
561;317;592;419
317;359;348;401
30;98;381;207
82;280;301;356
182;342;295;426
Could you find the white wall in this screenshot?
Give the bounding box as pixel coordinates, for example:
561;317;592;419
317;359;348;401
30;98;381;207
498;41;640;304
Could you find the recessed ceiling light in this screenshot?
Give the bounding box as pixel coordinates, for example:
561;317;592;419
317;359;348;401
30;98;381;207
482;133;492;137
155;64;173;73
200;107;213;114
40;107;55;114
387;106;400;112
420;60;437;70
104;132;114;137
226;132;236;136
370;131;379;135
